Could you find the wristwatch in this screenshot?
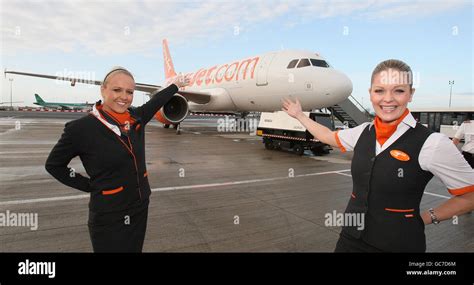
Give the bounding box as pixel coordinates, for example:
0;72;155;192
428;208;440;225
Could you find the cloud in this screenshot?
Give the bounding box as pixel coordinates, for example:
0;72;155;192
359;0;468;20
0;0;469;56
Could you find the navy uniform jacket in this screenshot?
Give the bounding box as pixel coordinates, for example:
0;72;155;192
45;84;178;213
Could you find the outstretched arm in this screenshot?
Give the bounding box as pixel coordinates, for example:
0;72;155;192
282;98;338;147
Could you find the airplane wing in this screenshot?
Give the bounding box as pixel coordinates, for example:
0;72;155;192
134;83;161;93
5;70;103;87
176;90;211;104
5;69;211;104
129;83;211;104
58;105;73;110
5;70;159;91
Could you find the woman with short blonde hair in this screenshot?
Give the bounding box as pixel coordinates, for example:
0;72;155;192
46;67;189;252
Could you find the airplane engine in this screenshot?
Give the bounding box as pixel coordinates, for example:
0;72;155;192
154;94;189;125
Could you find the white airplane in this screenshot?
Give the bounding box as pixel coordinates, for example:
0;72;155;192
5;39;352;127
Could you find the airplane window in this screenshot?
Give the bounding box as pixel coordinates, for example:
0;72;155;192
297;58;311;68
310;59;330;68
287;59;298;69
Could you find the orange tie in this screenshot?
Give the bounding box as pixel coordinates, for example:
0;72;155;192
374;109;409;146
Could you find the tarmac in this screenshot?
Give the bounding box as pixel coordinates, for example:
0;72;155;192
0;110;472;252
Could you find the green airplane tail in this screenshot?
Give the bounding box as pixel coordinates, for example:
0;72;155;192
34;94;45;104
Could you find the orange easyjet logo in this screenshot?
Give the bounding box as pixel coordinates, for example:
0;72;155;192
177;57;260;87
390;149;410;161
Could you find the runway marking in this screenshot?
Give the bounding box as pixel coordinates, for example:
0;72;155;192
0;194;90;206
0;169;351;206
151;169;351;192
0;150;51;154
335;172;352;177
335;172;450;199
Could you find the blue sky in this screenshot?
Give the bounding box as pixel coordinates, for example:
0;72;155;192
1;0;472;110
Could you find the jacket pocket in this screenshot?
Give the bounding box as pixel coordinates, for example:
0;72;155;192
102;186;124;195
384;208;415;218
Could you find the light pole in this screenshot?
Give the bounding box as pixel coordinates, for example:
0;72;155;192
449;80;454;108
9;78;13;109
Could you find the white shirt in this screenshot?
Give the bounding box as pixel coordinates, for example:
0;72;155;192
454;121;474;154
335;112;474;196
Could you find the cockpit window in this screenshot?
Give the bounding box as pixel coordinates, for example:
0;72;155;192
287;59;298;69
297;58;311;68
310;59;330;68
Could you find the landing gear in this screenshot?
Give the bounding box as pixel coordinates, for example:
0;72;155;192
163;123;181;134
240;111;249;119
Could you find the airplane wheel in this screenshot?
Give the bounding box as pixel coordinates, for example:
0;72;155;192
164;124;170;129
294;144;304;156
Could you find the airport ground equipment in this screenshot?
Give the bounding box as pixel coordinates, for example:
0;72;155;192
257;111;333;155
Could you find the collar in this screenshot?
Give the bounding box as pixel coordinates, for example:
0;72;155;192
369;109;417;130
90;102;121;136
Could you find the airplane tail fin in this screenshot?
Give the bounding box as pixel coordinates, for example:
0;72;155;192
34;94;45;103
162;39;177;79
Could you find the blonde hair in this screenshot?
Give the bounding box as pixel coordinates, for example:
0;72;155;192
371;59;413;89
101;66;134;88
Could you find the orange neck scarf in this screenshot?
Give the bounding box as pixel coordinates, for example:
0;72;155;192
374;109;409;146
98;104;135;131
105;109;133;125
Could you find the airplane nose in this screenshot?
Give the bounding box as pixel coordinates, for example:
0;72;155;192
339;73;352;99
336;71;353;100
